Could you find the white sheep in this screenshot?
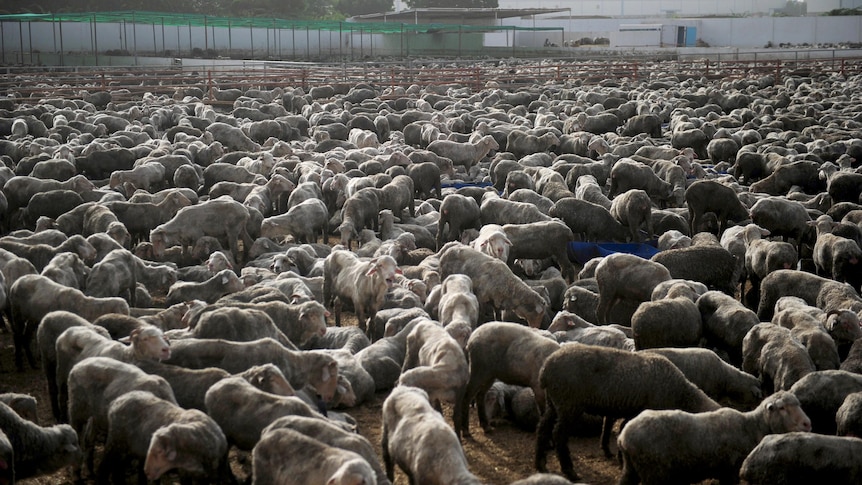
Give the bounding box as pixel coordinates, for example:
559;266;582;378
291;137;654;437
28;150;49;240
323;251;399;335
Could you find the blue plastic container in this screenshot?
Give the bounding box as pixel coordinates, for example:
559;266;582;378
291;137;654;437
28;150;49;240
567;241;660;265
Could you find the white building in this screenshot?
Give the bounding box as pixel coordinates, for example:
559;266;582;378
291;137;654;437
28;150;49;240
496;0;857;16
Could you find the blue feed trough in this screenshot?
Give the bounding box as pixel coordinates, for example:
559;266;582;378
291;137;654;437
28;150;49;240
567;241;660;265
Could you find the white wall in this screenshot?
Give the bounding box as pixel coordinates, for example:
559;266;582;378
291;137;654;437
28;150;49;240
502;15;862;47
498;0;851;15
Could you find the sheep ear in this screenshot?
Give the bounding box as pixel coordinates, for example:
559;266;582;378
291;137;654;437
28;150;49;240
289;293;303;304
118;336;132;344
157;434;177;461
766;402;775;412
324;310;331;317
503;237;513;246
321;362;335;382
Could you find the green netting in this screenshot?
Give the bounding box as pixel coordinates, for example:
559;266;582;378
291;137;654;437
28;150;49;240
0;10;562;34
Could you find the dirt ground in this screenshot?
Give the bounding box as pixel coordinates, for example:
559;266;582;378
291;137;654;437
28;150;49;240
0;314;626;485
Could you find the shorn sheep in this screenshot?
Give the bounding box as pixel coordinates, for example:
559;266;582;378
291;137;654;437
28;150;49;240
740;432;862;485
617;391;810;485
252;427;377;485
382;385;481;485
535;343;720;481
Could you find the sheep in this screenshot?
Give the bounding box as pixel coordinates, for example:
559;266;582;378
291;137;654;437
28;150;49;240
382;385;482;485
0;401;81;482
502;220;577;282
188;306;300;349
594;252;672;325
439;243;546;328
203;375;327;451
609;188;654;242
323;251;399;335
260;198;329;244
617;391;811;485
337;188;379;250
408;160;451;200
252;427;376;485
469;223;511;261
40;251;88;290
0;392;37;423
0;429;10;484
685;179;750;235
812;231;862;284
455;321;560;438
84;248;139;306
397;320;469;415
137;359;294;411
749;196;812;252
546;310;631;350
789;370;862;434
608;159;673;204
742;323;816;394
749;160;823;196
54;324;171;420
630;295;703;350
162;337;339;402
106;190;192;244
355;318;424;392
437;274;479;329
202;299;330;348
744;234;799;306
369;174;415;219
535;343;721;480
35;310;113;421
312;348;376;407
378;209;435;250
549;198;630;242
66;356;177;478
841;338;862;374
435;193;480;249
150;196;254;265
773;306;842;371
642;348;763;409
0;234;96;271
9;274;130;371
650;244;740;296
756;269;862;321
302;325;371;355
99;390;231;484
836;391;862;437
427;134;499;169
261;415;391;485
479;196;552;226
510;474;574;485
740;432;862;485
165;268;245;305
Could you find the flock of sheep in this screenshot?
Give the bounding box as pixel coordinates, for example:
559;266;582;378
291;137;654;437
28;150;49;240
0;56;861;485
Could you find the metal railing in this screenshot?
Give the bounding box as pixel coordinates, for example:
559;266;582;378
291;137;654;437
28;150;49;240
1;56;861;104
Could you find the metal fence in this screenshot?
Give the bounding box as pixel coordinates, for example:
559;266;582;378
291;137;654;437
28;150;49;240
1;55;861;103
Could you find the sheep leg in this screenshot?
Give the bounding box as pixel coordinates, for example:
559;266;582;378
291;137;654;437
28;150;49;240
46;361;63;422
534;401;557;473
618;450;640;485
554;410;580;481
382;422;394;481
600;416;617;458
456;377;485;439
475;385;494;434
